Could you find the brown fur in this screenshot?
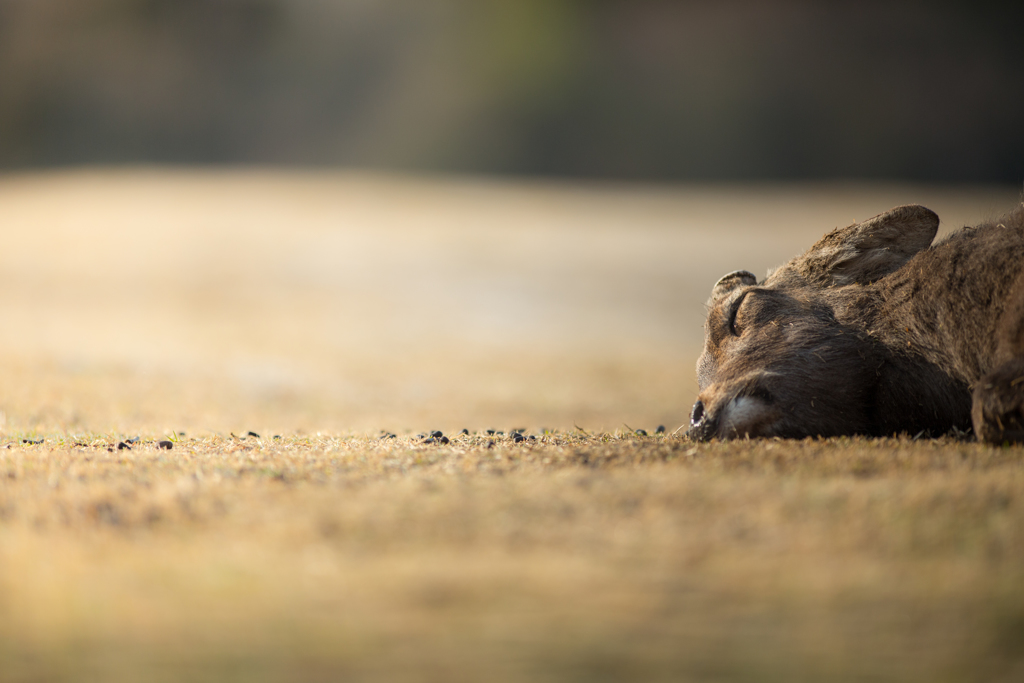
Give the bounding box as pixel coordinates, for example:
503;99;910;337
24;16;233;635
689;204;1024;443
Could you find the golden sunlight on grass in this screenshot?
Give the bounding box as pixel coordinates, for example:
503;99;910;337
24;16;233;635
0;170;1021;681
1;433;1023;682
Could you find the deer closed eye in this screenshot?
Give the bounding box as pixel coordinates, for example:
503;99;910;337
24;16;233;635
729;290;753;335
727;290;751;336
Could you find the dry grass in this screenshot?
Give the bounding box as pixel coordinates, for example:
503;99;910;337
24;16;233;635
1;432;1023;682
1;170;1022;681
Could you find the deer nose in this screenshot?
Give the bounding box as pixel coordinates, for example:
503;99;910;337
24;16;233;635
690;399;705;426
688;399;717;441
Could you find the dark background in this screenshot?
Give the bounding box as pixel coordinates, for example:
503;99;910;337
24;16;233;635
1;0;1021;182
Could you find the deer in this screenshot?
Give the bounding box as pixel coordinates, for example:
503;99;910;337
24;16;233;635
688;203;1024;444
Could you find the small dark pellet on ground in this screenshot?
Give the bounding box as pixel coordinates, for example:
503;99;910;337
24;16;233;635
431;431;443;438
635;429;648;436
486;430;496;435
247;431;260;438
460;429;469;435
158;441;173;450
117;442;131;450
273;435;281;440
656;425;666;434
421;438;436;445
22;439;43;445
513;433;525;443
439;436;450;445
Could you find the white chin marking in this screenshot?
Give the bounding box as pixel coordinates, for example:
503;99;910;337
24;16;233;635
720;396;774;438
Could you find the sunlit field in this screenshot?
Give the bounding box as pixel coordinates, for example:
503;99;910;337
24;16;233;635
0;170;1021;681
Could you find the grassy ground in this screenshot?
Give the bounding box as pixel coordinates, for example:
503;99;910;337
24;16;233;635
0;171;1021;680
1;432;1023;682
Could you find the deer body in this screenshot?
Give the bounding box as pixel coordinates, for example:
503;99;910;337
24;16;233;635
690;204;1024;443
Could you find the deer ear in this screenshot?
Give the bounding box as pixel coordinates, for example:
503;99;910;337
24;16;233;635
710;270;757;303
794;205;938;286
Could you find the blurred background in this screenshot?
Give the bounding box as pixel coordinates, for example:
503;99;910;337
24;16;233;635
1;0;1022;181
0;0;1021;434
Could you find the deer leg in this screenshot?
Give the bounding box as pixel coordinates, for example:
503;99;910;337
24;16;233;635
972;358;1024;443
975;274;1024;444
974;275;1024;443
